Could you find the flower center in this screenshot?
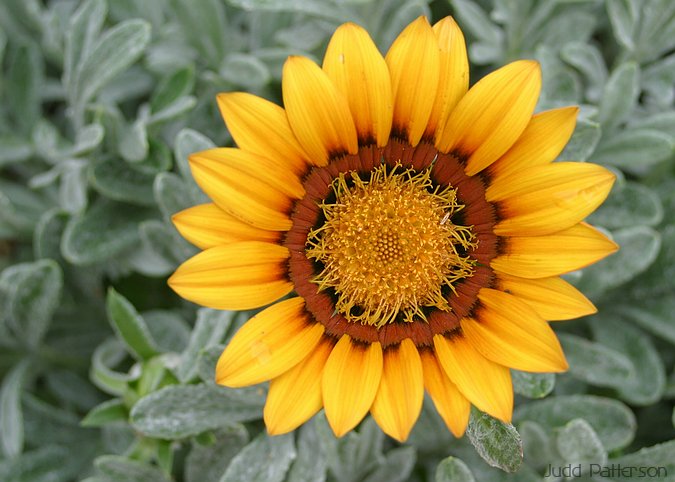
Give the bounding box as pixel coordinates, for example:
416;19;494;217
305;164;476;328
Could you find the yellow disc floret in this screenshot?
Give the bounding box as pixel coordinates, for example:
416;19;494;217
306;164;476;327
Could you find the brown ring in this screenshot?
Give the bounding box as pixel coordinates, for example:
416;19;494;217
284;140;498;348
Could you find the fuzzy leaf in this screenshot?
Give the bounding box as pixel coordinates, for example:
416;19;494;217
221;53;270;88
95;455;170;482
0;259;63;347
588;182;663;229
176;309;233;383
150;66;195;113
130;384;264;439
558;333;635;388
556;418;607;468
72;19;151;109
185;425;249;482
514;395;636;451
81;399;128;427
0;136;33;167
561;42;607;101
63;0;108;90
363;447;416;482
558;120;601;162
591;316;665;406
90;158;156;206
7;44;42;135
286;422;327;482
106;288;160;360
518;420;553;471
219;432;296;482
61;199;153;265
592;129;674;172
598;62;640;131
90;339;134;396
174;128;215;184
153;172;193;221
314;415;387;482
0;361;30;457
512;371;555;399
466;409;523;473
606;0;637;50
576;226;661;299
610;440;675;482
622;296;675;346
435;456;476;482
450;0;503;46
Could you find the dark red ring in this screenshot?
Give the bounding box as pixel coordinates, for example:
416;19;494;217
284;140;497;348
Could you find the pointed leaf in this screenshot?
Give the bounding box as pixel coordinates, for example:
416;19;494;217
466;408;522;473
220;432;296;482
106;288;159;360
130;384;264;439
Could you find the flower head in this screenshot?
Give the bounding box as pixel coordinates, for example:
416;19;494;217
169;16;617;442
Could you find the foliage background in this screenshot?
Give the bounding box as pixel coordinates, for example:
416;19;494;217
1;0;674;480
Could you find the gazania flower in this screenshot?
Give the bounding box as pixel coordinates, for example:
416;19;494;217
169;16;617;442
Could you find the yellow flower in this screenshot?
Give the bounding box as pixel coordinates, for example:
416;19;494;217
169;16;618;442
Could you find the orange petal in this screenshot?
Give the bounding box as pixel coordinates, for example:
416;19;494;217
283;56;358;165
491;222;619;278
322;335;383;437
323;23;393;146
495;273;596;321
425;16;469;139
215;297;324;387
489;106;579;178
189;151;292;231
420;349;470;437
168;241;292;310
462;289;568;372
385;16;440;146
433;334;513;423
217;92;311;173
488;162;616;236
172;203;280;250
435;60;541;175
264;337;333;435
370;339;424;442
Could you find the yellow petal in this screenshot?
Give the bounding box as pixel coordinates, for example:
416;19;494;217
322;335;383;437
192;148;304;199
370;339;423;442
168;241;292;310
172;203;280;250
434;334;513;422
189;151;292;231
283;56;358;165
323;23;393;146
264;337;333;435
495;273;597;321
425;16;469;139
489;106;579;178
217;92;311;173
462;289;568;372
435;60;541;175
215;297;324;387
489;162;616;236
487;162;614;201
385;16;440;146
420;349;470;437
492;222;619;278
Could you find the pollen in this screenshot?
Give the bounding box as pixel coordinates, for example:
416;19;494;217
306;164;477;328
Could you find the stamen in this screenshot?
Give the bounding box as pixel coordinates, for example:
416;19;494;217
306;164;477;328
